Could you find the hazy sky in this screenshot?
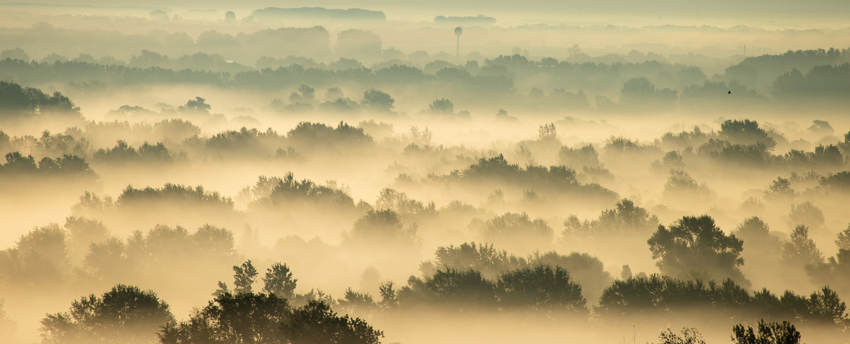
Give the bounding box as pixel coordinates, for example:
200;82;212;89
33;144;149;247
3;0;850;22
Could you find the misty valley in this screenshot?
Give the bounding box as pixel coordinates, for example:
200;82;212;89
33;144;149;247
0;3;850;344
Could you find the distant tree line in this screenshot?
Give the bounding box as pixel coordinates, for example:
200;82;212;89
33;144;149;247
3;49;849;112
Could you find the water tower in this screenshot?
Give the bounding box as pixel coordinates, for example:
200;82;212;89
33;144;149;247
454;26;463;63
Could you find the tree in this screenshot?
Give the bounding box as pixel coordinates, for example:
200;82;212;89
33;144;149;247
808;250;850;308
0;80;81;120
423;242;526;279
216;260;258;296
361;89;394;113
477;212;553;253
288;84;315;105
558;144;601;168
178;97;211;113
719;119;776;149
563;198;659;239
495;265;586;312
807;286;848;324
0;223;69;291
160;292;290;344
619;77;677;109
732;320;801;344
837;225;850;250
765;177;795;200
281;300;383;344
662;170;712;205
233;260;258;294
530;251;612;305
781;225;823;268
597;273;847;323
655;328;706;344
342;209;419;250
733;217;783;281
735;217;771;242
375;188;435;220
398;269;497;310
378;282;398;308
336;288;376;316
41;285;174;344
820;171;850;193
65;216;109;263
93;140;138;163
647;215;748;286
428;98;454;114
538;123;557;140
621;77;656;99
651;151;686;171
263;263;297;300
245;173;355;209
787;202;826;233
0;47;28;61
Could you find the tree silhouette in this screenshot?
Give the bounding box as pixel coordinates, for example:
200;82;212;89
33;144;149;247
820;171;850;193
234;260;258;294
538;123;557;140
619;77;677;110
806;287;848;324
245;173;355;209
598;273;847;324
375;188;436;220
732;320;800;344
563;198;659;240
41;285;174;344
476;212;553;253
765;177;795;200
282;300;383;344
177;97;211;114
0;80;82;120
558;144;601;169
655;327;705;344
496;265;586;312
530;251;612;305
399;268;497;310
0;223;68;292
424;242;526;279
336;288;376;316
428;98;454;114
648;215;748;286
342;209;419;250
837;225;850;250
160;292;290;344
84;224;237;287
718;119;776;149
787;202;826;233
215;260;258;296
361;89;394;113
662;170;712;204
65;216;109;263
808;249;850;306
378;282;398;309
733;217;783;281
781;225;823;268
263;263;297;300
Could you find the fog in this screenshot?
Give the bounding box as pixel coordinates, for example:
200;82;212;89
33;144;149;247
1;2;849;344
